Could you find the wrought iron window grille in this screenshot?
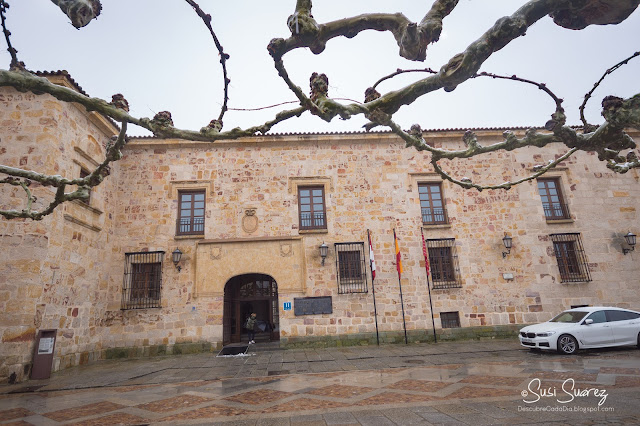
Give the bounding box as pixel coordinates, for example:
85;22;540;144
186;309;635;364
122;251;165;309
426;238;462;289
335;242;368;294
550;233;591;283
440;311;461;328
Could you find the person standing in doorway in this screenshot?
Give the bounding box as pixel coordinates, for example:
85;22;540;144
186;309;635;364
245;313;257;344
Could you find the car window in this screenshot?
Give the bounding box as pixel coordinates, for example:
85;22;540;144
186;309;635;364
606;310;640;322
584;310;606;324
550;311;588;323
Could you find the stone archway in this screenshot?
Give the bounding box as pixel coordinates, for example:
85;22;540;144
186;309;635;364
223;274;280;344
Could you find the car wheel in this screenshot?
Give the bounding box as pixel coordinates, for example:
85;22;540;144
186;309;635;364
557;334;578;355
637;332;640;349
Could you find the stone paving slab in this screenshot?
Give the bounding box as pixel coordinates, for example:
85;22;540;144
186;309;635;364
1;339;639;425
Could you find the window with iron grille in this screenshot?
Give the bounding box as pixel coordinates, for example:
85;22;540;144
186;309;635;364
537;178;570;220
335;242;368;294
550;233;591;283
177;190;205;235
298;186;326;230
122;251;164;309
418;183;448;225
440;311;461;328
79;168;91;205
426;238;462;289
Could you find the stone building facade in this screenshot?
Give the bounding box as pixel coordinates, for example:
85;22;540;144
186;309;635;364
1;73;639;382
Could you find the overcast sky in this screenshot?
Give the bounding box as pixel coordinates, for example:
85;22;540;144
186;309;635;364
2;1;639;136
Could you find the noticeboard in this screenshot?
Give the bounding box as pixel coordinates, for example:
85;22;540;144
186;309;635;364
31;329;57;380
293;296;332;316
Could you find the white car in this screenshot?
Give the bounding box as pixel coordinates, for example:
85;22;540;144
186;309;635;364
519;307;640;354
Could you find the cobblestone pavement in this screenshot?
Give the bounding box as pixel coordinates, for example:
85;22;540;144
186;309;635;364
1;339;639;425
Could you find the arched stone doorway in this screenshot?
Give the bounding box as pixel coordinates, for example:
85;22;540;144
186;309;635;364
223;274;280;344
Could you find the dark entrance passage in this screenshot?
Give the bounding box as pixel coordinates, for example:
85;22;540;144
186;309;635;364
223;274;279;344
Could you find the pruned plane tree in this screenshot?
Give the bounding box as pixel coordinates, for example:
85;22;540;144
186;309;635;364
0;0;639;219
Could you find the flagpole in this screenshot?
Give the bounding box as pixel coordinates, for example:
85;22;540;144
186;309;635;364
421;227;437;343
394;228;408;345
367;229;380;346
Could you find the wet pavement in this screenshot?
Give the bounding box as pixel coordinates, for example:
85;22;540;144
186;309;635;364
1;339;639;425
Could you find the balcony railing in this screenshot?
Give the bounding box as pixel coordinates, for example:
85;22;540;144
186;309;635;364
300;212;326;229
543;202;570;220
178;217;205;235
421;207;448;225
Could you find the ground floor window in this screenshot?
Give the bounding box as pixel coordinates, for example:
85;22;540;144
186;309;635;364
426;238;462;289
440;311;461;328
122;251;164;309
335;242;368;294
550;233;591;283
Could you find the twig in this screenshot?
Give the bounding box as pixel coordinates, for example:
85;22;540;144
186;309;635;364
372;68;437;91
579;51;640;129
0;0;20;69
473;71;563;110
184;0;230;123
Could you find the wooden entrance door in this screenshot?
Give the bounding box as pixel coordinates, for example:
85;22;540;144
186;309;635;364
223;274;279;344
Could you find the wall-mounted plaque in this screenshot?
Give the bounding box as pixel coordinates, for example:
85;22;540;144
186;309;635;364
294;296;332;316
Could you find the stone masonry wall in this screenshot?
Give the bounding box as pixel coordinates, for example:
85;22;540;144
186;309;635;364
1;83;639;382
0;86;117;381
103;131;639;348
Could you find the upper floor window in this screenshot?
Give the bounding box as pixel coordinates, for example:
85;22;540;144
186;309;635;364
418;183;448;225
537;178;570;220
426;238;462;289
298;186;326;230
122;251;164;309
177;190;205;235
550;233;591;283
335;242;368;294
79;168;91;205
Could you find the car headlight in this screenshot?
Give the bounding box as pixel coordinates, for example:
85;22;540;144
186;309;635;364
536;331;557;337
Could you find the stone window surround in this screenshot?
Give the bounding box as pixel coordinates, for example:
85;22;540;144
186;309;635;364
531;167;574;224
170;180;214;240
71;147;103;216
176;189;206;236
288;176;332;234
409;172;452;229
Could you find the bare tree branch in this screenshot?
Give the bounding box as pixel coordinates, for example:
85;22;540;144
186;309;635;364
273;0;459;62
0;121;127;220
184;0;230;125
50;0;101;29
0;69;308;141
0;0;21;69
579;50;640;129
1;0;639;221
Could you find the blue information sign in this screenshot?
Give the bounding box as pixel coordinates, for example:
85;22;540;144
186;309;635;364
283;302;292;311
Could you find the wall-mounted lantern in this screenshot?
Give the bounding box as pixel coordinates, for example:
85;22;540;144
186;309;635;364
622;232;636;255
172;248;183;272
502;234;513;258
319;242;328;266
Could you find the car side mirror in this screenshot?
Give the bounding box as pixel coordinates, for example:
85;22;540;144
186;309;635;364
584;319;593;325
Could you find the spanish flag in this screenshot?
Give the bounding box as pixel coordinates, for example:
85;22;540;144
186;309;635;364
394;229;403;279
